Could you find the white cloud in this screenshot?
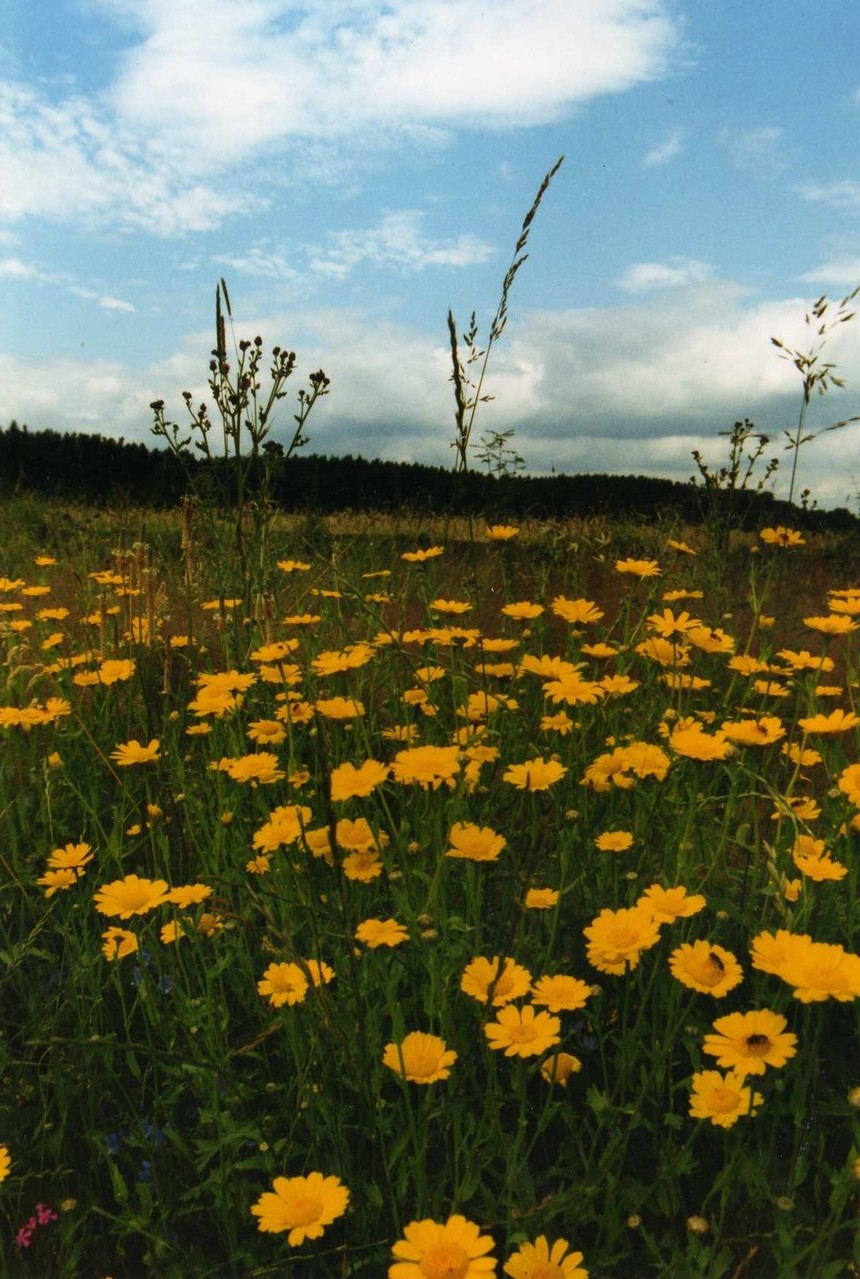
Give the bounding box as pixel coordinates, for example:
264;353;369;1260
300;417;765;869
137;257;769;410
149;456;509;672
642;127;685;167
718;125;787;177
799;257;860;284
5;282;859;505
617;257;714;292
307;212;494;280
0;0;681;235
797;180;860;214
99;295;136;312
0;256;48;280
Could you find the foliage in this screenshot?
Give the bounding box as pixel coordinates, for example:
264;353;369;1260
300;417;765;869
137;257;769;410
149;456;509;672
0;497;858;1277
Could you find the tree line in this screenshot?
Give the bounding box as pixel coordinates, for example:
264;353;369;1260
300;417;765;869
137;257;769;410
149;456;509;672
1;420;856;532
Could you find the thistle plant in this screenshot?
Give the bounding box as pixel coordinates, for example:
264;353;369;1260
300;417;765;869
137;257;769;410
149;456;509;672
151;279;330;593
771;285;860;507
448;157;563;473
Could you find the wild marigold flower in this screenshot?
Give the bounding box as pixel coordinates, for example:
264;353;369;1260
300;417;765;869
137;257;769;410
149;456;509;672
584;905;662;976
551;596;604;625
382;1032;457;1084
389;1214;496;1278
594;830;634;853
797;707;860;734
315;696;366;720
461;956;532;1006
446;822;506;863
540;1053;583;1087
689;1070;764;1127
486;524;520;541
401;545;445;563
503;757;567;791
484;1004;561;1058
223;752;285;785
46;841;93;874
791;835;848;882
668;724;732;761
669;941;743;997
94;874;169;919
101;926;139;960
524;888;559;909
342;849;383;881
97;659;136;684
721;716;785;746
615;558;661;577
167;883;213;907
251;1172;349;1244
110;738;161;766
760;526;805;547
803;614;858;635
0;1145;10;1183
391;745;461;789
502;601;545;621
330;759;389;801
637;884;706;923
257;962;309;1008
37;868;78;897
755;933;860;1002
355;918;409;948
702;1009;797;1075
504;1236;589;1278
530;974;591;1013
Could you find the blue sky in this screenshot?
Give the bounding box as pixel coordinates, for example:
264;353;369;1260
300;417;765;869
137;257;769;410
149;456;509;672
2;0;859;507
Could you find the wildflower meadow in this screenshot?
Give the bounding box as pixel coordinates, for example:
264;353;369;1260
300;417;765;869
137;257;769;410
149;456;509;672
0;497;859;1278
1;167;859;1277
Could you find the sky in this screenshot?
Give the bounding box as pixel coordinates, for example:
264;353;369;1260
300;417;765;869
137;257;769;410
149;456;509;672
2;0;859;509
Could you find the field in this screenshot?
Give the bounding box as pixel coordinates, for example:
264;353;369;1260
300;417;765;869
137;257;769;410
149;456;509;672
1;494;858;1278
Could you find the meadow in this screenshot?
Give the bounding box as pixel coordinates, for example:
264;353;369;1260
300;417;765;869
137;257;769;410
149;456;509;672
0;493;859;1278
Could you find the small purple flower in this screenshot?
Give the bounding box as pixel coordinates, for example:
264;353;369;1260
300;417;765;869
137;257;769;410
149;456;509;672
35;1203;58;1225
14;1225;33;1248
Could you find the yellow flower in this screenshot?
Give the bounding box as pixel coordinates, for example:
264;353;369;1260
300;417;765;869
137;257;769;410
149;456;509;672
524;888;559;909
315;696;366;720
502;601;544;620
251;1172;349;1245
540;1053;583;1087
594;830;634;853
342;848;383;882
485;1004;561;1058
389;1214;496;1278
668;724;732;761
0;1145;10;1183
101;926;139;960
382;1032;458;1084
637;884;706;923
755;933;860;1003
401;545;445;563
430;598;473;615
615;558;661;577
503;757;567;791
46;842;93;874
257;962;309;1008
276;559;311;573
702;1009;797;1075
797;708;860;734
246;719;287;745
167;883;213;907
669;941;743;997
530;975;591;1012
760;526;805;547
37;868;78;897
689;1070;764;1127
222;752;285;785
461;956;533;1006
392;744;461;789
330;759;389;802
721;716;785;746
551;596;604;625
776;649;834;672
504;1236;589;1278
446;822;506;863
93;874;169;918
584;905;662;975
803;614;858;635
355;918;409;948
110;738;161;766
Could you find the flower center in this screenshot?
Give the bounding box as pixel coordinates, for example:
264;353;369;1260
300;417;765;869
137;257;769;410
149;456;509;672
284;1195;321;1228
711;1086;740;1113
530;1265;563;1279
419;1243;470;1279
507;1022;537;1044
744;1034;772;1056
